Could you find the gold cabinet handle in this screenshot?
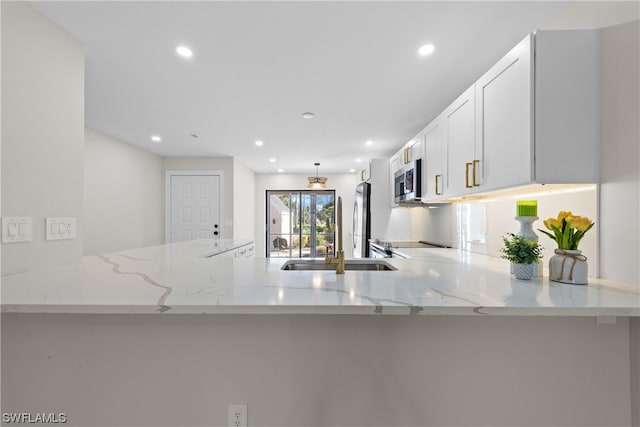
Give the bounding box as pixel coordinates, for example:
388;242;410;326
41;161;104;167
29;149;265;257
465;162;472;188
403;147;411;164
435;174;442;195
472;160;480;187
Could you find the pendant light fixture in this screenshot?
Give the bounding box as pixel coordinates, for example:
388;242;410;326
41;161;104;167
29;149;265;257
307;162;328;189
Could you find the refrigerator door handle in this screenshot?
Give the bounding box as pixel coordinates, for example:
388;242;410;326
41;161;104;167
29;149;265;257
352;201;358;249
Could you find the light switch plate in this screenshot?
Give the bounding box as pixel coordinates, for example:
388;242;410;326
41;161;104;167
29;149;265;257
45;217;77;241
2;217;33;243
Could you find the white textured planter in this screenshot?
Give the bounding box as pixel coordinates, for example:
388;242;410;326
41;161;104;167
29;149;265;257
549;249;588;285
513;263;535;280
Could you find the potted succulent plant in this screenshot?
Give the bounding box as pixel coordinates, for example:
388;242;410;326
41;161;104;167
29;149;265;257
500;233;543;280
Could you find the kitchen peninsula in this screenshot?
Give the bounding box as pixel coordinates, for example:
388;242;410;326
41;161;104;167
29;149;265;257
2;239;638;316
3;239;638;426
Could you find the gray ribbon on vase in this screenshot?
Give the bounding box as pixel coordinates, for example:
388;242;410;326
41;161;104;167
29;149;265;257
554;249;588;281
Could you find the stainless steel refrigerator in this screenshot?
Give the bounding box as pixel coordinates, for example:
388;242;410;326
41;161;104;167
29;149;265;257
352;182;371;258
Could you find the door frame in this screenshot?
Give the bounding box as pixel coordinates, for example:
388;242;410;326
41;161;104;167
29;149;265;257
265;189;335;258
164;170;225;243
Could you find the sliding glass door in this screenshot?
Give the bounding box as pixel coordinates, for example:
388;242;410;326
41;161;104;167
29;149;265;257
267;190;335;258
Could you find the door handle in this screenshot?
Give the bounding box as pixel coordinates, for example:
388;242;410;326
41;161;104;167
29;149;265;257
435;174;442;195
465;163;472;188
352;202;358;249
472;160;480;187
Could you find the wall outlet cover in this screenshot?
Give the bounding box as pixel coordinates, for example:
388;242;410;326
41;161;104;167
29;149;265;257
1;217;33;243
45;217;77;241
227;403;247;427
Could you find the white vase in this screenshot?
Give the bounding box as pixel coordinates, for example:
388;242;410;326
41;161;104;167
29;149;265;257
513;263;535;280
549;249;588;285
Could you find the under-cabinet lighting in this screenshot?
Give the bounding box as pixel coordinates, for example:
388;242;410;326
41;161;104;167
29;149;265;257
462;184;598;204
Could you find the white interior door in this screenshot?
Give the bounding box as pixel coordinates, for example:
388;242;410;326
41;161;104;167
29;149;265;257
169;174;221;243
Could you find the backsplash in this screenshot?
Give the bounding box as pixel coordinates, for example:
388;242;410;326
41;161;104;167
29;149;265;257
457;186;598;275
407;186;598;273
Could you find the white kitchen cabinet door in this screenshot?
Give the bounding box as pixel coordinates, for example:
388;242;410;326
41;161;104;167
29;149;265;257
357;160;371;184
445;85;477;197
422;114;445;201
534;30;598;183
475;34;533;192
389;153;401;207
409;138;422;162
239;243;255;258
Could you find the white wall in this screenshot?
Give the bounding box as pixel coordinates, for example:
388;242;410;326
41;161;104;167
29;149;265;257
598;19;640;427
254;173;356;258
544;1;639;30
409;205;456;247
599;20;640;285
1;314;632;427
84;128;163;255
162;157;235;240
1;1;84;275
233;159;256;240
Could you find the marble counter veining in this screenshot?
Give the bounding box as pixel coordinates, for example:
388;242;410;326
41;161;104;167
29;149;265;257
1;240;639;316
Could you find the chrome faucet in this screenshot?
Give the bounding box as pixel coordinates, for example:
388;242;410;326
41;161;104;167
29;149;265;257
325;196;345;274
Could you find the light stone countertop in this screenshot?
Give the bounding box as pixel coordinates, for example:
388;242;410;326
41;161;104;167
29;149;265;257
1;239;639;316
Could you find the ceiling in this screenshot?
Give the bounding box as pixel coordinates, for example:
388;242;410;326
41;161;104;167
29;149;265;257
31;1;571;174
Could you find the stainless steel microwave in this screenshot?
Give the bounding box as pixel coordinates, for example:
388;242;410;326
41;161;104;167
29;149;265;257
394;159;422;203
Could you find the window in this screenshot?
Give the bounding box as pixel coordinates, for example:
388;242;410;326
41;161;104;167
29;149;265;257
266;190;335;258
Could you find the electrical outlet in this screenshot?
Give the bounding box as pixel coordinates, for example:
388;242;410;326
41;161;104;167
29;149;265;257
227;403;247;427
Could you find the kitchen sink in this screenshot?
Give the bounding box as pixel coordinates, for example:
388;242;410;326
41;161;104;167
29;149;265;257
281;259;397;271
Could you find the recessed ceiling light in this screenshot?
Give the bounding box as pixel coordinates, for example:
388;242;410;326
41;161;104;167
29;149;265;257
176;45;193;58
277;169;284;173
151;135;162;143
418;44;435;56
302;112;315;119
355;158;362;163
269;158;277;163
365;140;373;146
350;169;356;173
255;140;264;146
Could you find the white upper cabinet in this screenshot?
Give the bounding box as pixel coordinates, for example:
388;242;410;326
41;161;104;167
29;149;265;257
443;29;598;198
475;34;533;192
357;160;371;184
422;114;445;201
533;30;598;183
389;152;401;207
389;29;598;203
444;85;477;197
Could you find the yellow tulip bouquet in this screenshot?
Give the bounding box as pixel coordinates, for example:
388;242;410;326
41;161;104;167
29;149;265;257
538;211;594;250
